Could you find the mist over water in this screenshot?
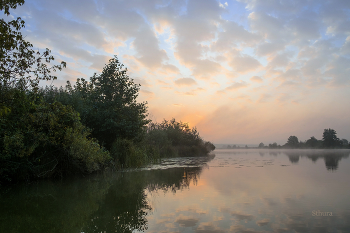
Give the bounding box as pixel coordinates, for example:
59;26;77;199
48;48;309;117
1;149;350;232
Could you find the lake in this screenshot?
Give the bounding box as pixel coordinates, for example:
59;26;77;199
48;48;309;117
1;149;350;232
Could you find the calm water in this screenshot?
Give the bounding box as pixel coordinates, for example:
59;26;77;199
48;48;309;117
1;149;350;233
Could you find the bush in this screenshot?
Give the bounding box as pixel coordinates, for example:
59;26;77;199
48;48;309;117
0;89;111;183
110;138;159;168
145;119;215;158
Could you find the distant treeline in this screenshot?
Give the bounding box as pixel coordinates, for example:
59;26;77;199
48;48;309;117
0;1;215;184
223;129;349;149
259;129;349;149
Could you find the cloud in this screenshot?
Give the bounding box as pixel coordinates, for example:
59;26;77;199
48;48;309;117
325;56;350;86
230;55;262;74
174;78;197;86
175;215;198;227
227;81;248;90
192;59;222;79
214;21;259;51
176;87;205;96
160;64;180;74
133;78;151;87
276;69;303;82
219;2;228;9
256;41;286;57
288;15;321;40
14;0;350;144
248;12;287;41
229;224;262;233
258;94;272;103
267;52;294;69
195;222;225;233
157;79;170;85
140;89;154;96
250;76;263;83
132;27;168;68
231;211;254;221
277;93;292;104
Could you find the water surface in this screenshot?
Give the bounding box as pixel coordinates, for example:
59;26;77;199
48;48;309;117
1;149;350;232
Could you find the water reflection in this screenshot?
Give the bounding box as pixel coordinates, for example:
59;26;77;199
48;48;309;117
283;150;350;170
145;149;350;233
0;155;214;233
1;150;350;232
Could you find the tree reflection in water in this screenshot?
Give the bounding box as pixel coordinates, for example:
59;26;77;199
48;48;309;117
282;150;349;171
0;155;214;233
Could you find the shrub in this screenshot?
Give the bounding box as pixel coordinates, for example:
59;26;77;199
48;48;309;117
0;89;111;183
145;119;215;158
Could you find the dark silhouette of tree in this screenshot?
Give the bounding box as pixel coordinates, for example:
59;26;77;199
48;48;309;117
258;142;264;148
322;129;341;148
63;57;149;150
285;136;299;148
324;154;342;171
288;155;300;163
305;136;319;148
341;139;349;148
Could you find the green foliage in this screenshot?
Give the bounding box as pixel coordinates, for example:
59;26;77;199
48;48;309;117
0;88;111;183
0;0;25;16
43;57;150;150
0;1;215;182
110;138;159;168
0;1;66;92
64;127;111;173
145;118;215;157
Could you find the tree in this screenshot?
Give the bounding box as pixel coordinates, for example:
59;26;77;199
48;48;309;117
258;142;264;148
0;0;66;92
64;57;149;150
322;128;341;148
0;0;24;15
341;139;348;148
0;1;110;183
285;136;299;148
145;118;215;157
0;94;111;182
305;136;319;148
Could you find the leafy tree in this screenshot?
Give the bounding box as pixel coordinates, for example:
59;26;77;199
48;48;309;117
0;1;111;183
341;139;349;148
0;0;24;15
269;142;278;148
0;0;66;92
145;119;215;157
258;142;264;148
285;136;299;148
305;136;319;148
322;128;341;148
56;57;149;150
0;92;111;183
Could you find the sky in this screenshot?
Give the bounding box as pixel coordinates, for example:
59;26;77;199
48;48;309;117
7;0;350;145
